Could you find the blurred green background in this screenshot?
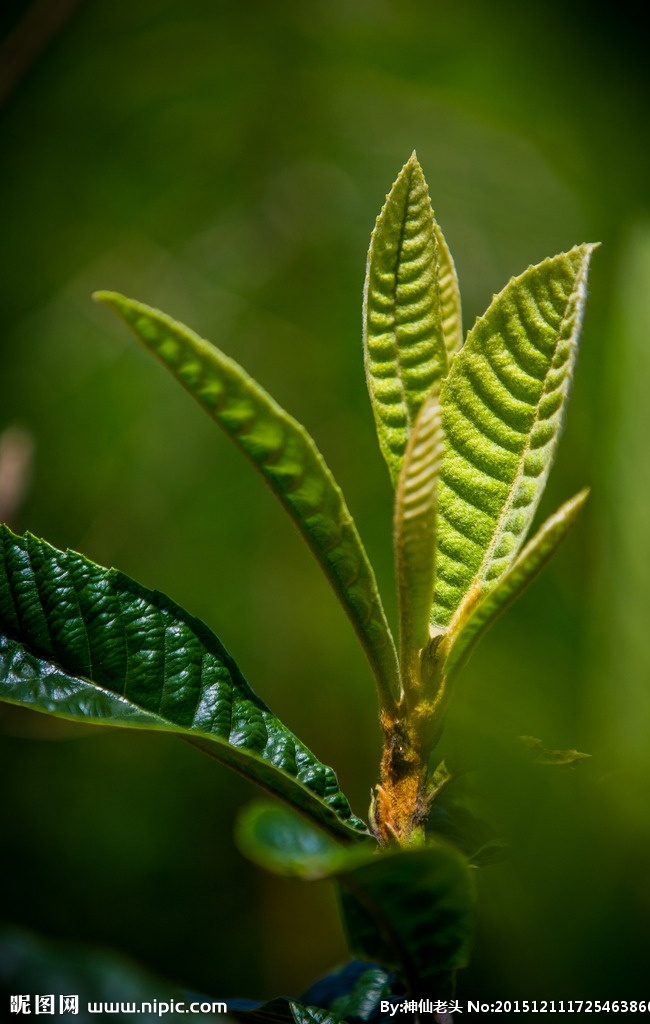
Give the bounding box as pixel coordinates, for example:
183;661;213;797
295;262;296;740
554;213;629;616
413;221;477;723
1;0;649;1006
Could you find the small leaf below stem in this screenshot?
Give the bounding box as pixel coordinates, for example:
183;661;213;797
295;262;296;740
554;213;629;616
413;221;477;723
338;842;475;999
236;801;474;1000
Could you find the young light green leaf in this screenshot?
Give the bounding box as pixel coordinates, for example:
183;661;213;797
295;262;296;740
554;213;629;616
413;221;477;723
394;391;443;684
94;291;399;710
434;221;463;363
0;526;367;841
363;153;451;486
338;841;474;998
443;488;589;681
432;244;596;626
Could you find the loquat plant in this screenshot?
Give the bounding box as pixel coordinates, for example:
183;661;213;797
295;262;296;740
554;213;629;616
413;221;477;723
0;154;595;1022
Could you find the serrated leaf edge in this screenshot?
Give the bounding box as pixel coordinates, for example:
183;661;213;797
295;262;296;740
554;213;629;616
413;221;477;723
432;243;596;626
363;153;449;486
474;246;594;587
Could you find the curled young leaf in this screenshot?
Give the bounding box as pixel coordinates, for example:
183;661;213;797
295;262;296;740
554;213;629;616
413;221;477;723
394;390;443;687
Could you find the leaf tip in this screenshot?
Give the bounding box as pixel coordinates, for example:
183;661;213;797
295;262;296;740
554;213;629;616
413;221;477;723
92;290;129;317
564;486;590;523
567;241;600;283
393;151;425;190
580;240;600;267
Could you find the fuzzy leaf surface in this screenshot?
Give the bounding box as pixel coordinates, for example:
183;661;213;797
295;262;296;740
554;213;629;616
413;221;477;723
0;527;366;840
394;391;443;678
432;244;595;626
302;962;393;1024
363;154;450;486
434;221;463;364
443;488;589;680
95;292;399;708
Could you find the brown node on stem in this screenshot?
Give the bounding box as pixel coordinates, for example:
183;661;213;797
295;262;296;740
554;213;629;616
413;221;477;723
370;711;431;846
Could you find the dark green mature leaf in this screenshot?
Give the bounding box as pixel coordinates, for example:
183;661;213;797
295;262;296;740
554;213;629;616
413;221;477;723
302;962;394;1024
94;292;399;711
228;998;345;1024
338;842;474;998
290;1003;346;1024
0;526;366;840
443;488;589;681
394;391;443;684
230;963;394;1024
432;244;595;626
363;153;453;487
